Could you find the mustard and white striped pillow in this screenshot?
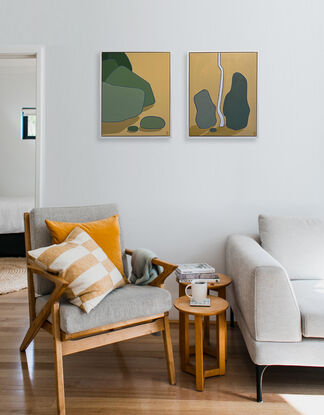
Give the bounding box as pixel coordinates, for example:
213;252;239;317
28;227;126;313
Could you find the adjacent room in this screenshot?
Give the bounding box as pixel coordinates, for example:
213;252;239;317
0;1;324;414
0;54;36;294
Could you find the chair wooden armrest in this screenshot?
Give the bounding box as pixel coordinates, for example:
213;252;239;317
27;258;69;288
125;249;178;287
20;258;69;352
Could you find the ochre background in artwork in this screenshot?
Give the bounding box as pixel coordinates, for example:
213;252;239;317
102;52;170;136
189;52;257;136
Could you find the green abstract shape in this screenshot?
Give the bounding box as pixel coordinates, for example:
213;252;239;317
194;89;216;129
223;72;250;130
140;116;165;130
106;66;155;107
128;125;139;132
102;52;132;72
102;82;144;122
102;59;118;82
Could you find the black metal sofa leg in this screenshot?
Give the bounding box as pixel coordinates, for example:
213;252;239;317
230;307;235;328
256;365;268;402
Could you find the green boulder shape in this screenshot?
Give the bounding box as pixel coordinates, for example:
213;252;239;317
194;89;217;129
102;59;118;82
102;52;132;72
106;66;155;108
102;82;144;122
140;116;165;130
223;72;250;130
128;125;139;132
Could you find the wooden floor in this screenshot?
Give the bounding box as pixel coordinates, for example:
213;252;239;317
1;290;324;414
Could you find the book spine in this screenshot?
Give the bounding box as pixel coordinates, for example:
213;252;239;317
179;278;220;283
176;273;219;280
177;269;216;275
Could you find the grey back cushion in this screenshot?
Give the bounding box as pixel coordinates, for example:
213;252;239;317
29;204;128;295
259;215;324;280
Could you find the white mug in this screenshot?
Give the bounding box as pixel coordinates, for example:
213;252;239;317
185;280;208;301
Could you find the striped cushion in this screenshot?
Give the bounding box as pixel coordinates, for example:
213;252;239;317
28;227;126;313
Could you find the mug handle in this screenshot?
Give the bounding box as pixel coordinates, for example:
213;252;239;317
185;284;192;298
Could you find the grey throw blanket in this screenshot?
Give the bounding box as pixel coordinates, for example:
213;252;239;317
129;248;163;285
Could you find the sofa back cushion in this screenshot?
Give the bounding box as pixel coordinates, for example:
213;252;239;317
259;215;324;280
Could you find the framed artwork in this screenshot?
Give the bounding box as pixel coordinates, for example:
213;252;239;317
101;52;170;137
189;52;257;137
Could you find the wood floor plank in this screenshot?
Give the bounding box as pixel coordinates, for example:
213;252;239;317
1;289;324;414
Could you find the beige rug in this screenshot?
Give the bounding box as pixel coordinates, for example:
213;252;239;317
0;258;27;294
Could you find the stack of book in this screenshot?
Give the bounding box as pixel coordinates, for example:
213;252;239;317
176;263;220;282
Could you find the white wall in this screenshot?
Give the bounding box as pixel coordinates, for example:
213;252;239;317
0;58;36;197
1;0;324;317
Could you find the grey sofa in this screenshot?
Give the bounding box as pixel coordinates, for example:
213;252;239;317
226;215;324;402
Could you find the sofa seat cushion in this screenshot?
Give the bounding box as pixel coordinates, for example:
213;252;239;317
259;215;324;280
36;284;171;334
291;280;324;338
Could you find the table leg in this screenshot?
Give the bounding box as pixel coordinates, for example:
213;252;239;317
203;315;210;346
203;288;210;346
217;312;226;375
179;284;185;297
217;287;227;360
218;287;226;299
195;315;204;391
179;283;188;371
180;311;190;371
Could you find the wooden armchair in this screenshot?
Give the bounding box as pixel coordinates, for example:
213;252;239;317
20;204;177;415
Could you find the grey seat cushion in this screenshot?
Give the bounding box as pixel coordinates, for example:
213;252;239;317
36;284;172;334
292;280;324;338
259;215;324;280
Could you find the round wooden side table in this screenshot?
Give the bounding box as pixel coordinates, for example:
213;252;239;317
177;274;232;348
174;295;229;391
177;273;232;299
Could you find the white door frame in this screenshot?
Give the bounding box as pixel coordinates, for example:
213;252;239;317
0;46;45;207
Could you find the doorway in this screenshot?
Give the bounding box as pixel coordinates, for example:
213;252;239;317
0;49;43;294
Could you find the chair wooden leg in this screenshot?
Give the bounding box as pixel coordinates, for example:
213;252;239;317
52;302;66;415
20;284;66;352
162;314;176;385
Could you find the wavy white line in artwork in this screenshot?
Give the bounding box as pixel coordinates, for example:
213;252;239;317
217;52;225;127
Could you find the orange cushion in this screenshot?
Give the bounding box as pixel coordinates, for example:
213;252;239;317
45;215;125;278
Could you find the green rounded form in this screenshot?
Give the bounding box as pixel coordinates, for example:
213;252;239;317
101;83;144;122
102;52;132;72
102;59;118;82
128;126;139;132
106;66;155;108
140;116;165;130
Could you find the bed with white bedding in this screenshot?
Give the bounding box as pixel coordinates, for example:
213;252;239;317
0;196;34;234
0;196;34;257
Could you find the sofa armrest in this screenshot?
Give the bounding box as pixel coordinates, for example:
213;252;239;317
226;234;301;342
